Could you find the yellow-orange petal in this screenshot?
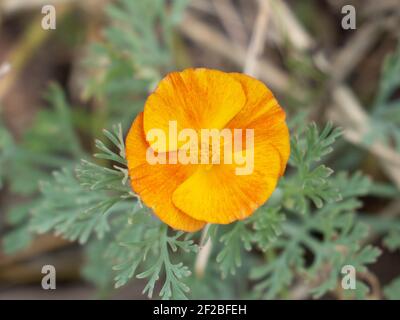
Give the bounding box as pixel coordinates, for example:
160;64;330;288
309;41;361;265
227;73;290;175
172;142;282;224
143;68;246;153
125;112;206;232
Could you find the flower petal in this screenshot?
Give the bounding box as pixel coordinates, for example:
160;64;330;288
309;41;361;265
227;73;290;175
126;113;206;232
172;141;282;224
143;68;246;152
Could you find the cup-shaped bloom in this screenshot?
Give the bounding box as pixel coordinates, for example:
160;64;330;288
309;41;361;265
126;68;290;232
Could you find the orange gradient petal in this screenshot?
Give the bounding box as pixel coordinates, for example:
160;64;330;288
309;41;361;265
172;142;282;224
143;68;246;152
225;73;290;175
126;113;206;232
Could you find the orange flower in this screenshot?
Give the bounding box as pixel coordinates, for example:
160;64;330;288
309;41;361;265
126;68;290;232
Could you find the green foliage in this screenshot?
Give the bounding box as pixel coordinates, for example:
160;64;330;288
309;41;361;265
181;123;379;300
251;206;286;252
31;168;111;243
369;44;400;151
1;84;85;253
2;215;33;254
216;222;253;278
114;224;198;300
27;124;197;299
84;130;198;299
214;206;285;278
30;125;132;244
284;123;342;212
247;125;380;299
384;229;400;252
81;237;115;295
373;43;400;111
0;115;14;189
1;167;33;255
84;0;189;125
7;84;84;195
384;277;400;300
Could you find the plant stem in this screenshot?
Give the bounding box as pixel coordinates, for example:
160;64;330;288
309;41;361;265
194;224;212;278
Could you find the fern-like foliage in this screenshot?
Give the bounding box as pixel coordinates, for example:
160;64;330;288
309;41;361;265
212;206;285;278
30;125;132;244
368;44;400;151
114;224;198;300
207;123;380;299
0;115;13;189
1;85;85;254
249;125;380;299
384;277;400;300
84;0;189;125
5;84;84;195
28;125;198;299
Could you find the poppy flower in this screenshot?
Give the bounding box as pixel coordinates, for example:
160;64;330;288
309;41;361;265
126;68;290;232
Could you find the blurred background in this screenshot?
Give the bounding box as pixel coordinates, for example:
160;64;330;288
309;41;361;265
0;0;400;299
